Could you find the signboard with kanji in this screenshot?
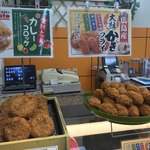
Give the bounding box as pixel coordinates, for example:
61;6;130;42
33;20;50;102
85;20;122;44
67;7;131;57
0;7;53;58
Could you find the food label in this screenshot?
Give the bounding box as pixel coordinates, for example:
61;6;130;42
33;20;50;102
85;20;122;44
0;7;53;58
122;138;150;150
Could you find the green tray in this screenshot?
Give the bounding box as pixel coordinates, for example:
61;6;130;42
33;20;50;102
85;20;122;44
84;93;150;125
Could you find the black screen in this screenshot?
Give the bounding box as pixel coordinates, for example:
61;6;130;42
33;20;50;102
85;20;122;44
4;65;36;85
102;56;118;68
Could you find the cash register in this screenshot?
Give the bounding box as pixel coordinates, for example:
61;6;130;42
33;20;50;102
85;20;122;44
101;56;122;82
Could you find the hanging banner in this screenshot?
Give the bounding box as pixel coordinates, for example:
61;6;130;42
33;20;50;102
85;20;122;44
0;7;53;58
67;7;131;57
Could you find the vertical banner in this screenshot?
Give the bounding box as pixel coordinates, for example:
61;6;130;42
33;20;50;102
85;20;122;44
68;7;131;57
0;7;53;58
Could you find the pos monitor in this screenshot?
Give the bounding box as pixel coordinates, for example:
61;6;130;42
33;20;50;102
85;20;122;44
102;56;119;68
4;65;36;86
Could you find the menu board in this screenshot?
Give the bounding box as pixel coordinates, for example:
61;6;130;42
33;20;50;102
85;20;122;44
122;138;150;150
68;7;131;57
0;7;53;58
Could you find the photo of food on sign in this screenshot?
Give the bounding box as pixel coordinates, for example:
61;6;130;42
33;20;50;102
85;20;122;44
0;21;12;52
68;8;131;57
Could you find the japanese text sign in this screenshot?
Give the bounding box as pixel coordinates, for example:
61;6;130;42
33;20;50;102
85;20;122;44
67;7;131;57
0;7;53;58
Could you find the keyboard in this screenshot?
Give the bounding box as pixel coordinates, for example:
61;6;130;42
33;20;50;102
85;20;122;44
3;84;36;91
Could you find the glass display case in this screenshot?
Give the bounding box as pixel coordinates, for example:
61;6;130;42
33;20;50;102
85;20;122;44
56;92;150;150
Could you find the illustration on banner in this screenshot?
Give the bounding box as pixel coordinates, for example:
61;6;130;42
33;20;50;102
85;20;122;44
68;8;131;57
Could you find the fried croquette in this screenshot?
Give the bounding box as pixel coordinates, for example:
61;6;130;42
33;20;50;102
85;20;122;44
0;99;12;115
0;127;3;142
110;82;120;89
105;87;119;99
139;87;150;96
103;97;115;105
4;117;31;141
127;91;144;105
101;81;110;91
125;83;140;92
29;114;54;138
10;94;37;118
94;89;104;100
0;113;11;142
116;94;132;107
88;97;101;109
139;87;150;104
118;86;127;94
143;95;150;105
115;103;129;116
32;109;49;117
139;104;150;116
99;103;117;115
128;105;139;117
34;94;49;114
119;83;125;88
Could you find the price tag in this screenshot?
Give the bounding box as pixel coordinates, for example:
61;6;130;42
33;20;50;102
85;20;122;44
122;138;150;150
25;146;58;150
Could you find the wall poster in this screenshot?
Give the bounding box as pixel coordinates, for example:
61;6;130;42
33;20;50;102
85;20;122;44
0;7;53;58
68;7;131;57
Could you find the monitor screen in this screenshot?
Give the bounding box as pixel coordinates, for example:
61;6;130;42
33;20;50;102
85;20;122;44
4;65;36;85
102;56;118;68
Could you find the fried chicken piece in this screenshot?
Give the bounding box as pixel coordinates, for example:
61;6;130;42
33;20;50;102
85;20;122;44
115;103;129;116
101;81;110;91
29;113;54;138
116;94;132;107
139;104;150;116
127;91;144;105
4;117;31;141
125;82;140;92
88;97;101;109
99;103;117;115
10;94;37;118
103;97;115;105
110;82;120;89
94;89;104;100
105;87;119;99
128;105;139;117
